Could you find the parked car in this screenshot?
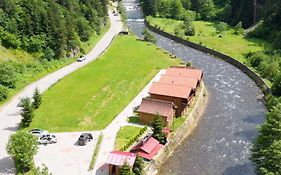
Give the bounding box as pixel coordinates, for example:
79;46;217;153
28;129;48;137
38;134;57;144
77;55;86;62
78;133;93;146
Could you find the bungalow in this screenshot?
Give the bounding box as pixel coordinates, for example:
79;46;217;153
107;151;136;175
159;75;200;89
131;137;163;161
137;98;175;127
166;66;203;82
149;82;195;116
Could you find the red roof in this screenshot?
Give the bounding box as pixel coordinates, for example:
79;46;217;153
162;127;172;134
140;137;160;154
138;144;163;160
166;67;203;81
137;98;174;117
149;82;193;99
159;75;199;89
106;151;136;167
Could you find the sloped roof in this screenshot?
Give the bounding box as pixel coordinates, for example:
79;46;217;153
137;98;174;117
106;151;136;167
159;75;199;89
149;82;193;99
166;67;203;81
140;137;160;154
138;143;163;160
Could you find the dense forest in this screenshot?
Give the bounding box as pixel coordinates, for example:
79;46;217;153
0;0;108;102
141;0;281;174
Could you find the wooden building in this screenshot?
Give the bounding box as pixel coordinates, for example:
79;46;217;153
107;151;136;175
148;82;195;116
137;98;175;127
166;66;203;82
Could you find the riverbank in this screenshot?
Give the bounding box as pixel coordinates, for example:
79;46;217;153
145;19;270;95
145;83;208;175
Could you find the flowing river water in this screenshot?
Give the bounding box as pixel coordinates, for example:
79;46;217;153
123;1;266;175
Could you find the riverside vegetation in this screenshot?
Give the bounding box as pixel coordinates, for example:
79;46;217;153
141;0;281;174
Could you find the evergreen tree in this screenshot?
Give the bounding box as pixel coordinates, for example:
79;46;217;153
152;115;166;144
20;97;34;127
32;88;42;109
120;163;134;175
272;73;281;97
181;0;192;10
169;0;185;19
133;156;144;175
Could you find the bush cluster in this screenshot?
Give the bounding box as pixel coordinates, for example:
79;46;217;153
120;126;147;151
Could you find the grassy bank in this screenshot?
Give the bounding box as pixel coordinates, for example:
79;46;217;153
0;23;109;107
29;35;180;132
146;17;270;63
115;126;143;151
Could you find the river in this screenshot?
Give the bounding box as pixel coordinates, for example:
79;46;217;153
123;0;266;175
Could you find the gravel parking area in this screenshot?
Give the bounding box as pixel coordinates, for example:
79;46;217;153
34;131;100;175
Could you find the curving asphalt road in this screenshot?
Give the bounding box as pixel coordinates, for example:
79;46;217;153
0;9;123;175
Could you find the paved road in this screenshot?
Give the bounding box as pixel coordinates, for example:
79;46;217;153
93;70;165;175
0;9;122;175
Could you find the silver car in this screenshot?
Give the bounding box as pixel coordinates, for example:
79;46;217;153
28;129;48;137
38;134;57;144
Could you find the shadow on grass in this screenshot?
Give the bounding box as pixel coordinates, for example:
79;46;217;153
127;116;139;123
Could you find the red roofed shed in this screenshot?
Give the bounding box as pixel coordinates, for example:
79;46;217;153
131;137;163;160
107;151;136;175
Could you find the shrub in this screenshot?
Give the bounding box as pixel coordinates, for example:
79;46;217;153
1;31;21;49
215;22;229;34
142;29;156;43
133;156;144;175
0;84;8;101
272;73;281;96
6;131;38;173
0;62;19;88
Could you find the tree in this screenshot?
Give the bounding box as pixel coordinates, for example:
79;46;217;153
31;165;51;175
142;29;156;43
20;97;34;127
169;0;185;19
272;73;281;97
198;0;216;20
152;115;166;144
6;131;38;172
32;88;42;109
0;84;8;101
182;17;195;36
133;155;144;175
120;162;134;175
0;62;18;88
181;0;192;10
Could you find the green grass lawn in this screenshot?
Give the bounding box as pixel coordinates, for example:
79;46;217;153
146;17;270;63
115;126;143;150
0;23;109;107
29;35;179;132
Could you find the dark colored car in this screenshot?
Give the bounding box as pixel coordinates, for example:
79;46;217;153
78;133;93;146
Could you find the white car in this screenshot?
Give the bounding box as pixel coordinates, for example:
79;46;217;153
77;55;86;62
28;129;48;137
38;134;57;144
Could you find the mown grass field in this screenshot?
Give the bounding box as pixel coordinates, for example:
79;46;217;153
0;24;109;107
146;17;270;63
30;35;180;132
115;126;143;150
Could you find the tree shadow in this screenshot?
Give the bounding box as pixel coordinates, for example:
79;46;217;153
223;163;255;175
0;156;15;174
3;125;19;131
242;112;265;125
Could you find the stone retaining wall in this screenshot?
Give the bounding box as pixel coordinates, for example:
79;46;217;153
145;83;207;175
145;21;271;95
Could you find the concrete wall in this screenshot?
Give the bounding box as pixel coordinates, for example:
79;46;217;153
144;83;207;175
145;21;271;95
